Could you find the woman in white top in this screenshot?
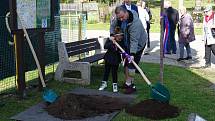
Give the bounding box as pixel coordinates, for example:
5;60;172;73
202;5;215;68
136;1;149;31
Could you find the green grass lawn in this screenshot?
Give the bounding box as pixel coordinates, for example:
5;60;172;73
87;22;110;30
1;62;215;121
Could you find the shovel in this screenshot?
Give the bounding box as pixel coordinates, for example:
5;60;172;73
17;13;58;103
114;42;170;103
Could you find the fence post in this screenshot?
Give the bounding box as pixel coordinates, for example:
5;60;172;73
14;31;26;98
37;32;46;91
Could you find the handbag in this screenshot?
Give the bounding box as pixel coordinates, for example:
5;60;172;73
211;28;215;38
211;17;215;38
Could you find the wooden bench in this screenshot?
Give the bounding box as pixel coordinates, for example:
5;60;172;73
55;38;106;85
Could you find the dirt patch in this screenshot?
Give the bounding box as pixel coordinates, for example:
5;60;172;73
46;93;129;120
126;99;180;120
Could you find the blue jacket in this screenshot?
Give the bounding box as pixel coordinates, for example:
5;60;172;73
121;4;138;14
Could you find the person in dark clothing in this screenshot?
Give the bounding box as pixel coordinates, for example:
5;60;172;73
121;0;138;14
98;27;124;93
164;1;179;54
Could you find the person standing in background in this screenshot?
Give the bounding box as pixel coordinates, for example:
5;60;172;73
202;5;215;68
177;6;195;61
136;1;149;31
142;0;152;54
121;0;138;14
164;1;179;54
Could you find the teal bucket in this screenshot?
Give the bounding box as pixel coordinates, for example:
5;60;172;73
43;89;58;103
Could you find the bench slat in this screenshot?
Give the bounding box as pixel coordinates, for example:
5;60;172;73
67;46;99;57
65;38;98;47
66;38;101;57
76;53;105;63
66;41;100;53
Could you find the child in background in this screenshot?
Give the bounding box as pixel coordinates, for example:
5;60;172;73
98;28;123;92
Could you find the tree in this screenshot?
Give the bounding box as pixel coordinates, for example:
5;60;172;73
160;0;164;83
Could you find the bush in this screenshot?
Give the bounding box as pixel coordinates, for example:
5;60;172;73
192;12;203;23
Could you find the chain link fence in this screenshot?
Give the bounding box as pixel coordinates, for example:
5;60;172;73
61;14;86;43
0;16;61;95
0;1;87;95
0;16;16;94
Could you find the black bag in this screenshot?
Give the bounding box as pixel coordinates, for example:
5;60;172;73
211;28;215;38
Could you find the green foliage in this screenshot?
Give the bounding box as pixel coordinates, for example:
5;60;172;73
192;12;204;23
60;0;74;3
87;20;99;24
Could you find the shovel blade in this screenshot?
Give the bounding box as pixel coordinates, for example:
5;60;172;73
43;89;58;103
150;82;170;103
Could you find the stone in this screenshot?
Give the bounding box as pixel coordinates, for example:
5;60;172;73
188;113;207;121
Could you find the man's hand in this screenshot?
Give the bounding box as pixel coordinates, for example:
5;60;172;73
128;56;134;63
110;36;116;44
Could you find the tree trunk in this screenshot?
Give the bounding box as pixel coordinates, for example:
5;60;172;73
160;0;164;83
179;0;183;8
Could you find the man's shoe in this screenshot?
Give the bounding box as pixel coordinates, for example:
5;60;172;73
124;86;136;94
112;83;118;93
120;83;135;89
177;58;184;61
185;56;192;60
98;81;107;91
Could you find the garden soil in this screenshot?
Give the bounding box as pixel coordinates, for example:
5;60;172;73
126;99;180;120
46;93;129;120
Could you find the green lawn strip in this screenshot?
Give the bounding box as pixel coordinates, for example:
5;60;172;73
1;63;215;121
87;23;110;30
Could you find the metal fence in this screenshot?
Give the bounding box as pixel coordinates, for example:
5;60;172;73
61;14;86;43
0;12;87;95
0;16;61;95
0;16;16;94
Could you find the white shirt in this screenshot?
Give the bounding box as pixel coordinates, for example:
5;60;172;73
125;4;131;11
137;6;149;30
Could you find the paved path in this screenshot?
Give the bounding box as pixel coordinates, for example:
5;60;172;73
86;30;215;68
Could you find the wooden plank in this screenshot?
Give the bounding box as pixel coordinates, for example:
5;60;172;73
76;53;105;63
66;38;101;57
65;38;98;47
67;46;98;57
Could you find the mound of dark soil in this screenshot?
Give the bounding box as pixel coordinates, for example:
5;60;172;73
126;99;180;120
46;93;129;120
